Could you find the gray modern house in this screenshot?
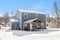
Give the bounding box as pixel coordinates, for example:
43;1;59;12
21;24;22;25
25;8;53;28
13;9;46;31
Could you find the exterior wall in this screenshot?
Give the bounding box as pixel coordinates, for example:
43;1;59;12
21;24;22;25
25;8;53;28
11;22;20;30
15;11;21;29
21;12;46;30
15;11;20;21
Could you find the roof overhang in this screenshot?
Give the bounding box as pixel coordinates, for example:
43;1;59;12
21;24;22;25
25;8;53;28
17;9;46;14
24;18;44;24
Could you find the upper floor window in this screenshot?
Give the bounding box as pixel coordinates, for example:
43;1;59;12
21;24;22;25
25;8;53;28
24;13;28;19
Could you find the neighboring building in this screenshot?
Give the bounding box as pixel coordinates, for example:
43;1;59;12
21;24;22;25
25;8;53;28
10;19;20;30
14;9;46;31
48;18;60;28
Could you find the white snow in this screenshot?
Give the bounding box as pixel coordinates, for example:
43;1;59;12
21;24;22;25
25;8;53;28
24;18;37;23
0;31;21;40
10;19;19;22
0;28;60;40
24;18;43;23
0;25;10;31
18;9;46;14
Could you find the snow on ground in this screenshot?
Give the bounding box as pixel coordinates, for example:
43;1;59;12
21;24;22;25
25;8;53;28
0;31;21;40
0;28;60;40
0;25;10;31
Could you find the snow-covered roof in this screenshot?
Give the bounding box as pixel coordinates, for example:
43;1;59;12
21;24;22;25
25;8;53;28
18;9;46;14
24;19;36;23
10;19;19;22
24;18;43;23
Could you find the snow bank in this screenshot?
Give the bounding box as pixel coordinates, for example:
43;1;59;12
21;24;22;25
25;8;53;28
0;28;60;40
10;28;60;36
0;31;21;40
21;31;60;40
0;25;10;31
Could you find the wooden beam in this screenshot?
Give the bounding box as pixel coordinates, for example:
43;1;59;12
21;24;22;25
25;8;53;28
30;22;33;31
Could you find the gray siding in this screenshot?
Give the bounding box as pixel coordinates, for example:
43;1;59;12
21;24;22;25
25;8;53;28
15;11;46;30
11;22;20;30
21;12;46;29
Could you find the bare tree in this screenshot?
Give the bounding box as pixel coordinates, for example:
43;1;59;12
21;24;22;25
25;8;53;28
12;11;13;18
4;12;10;24
47;13;50;22
53;0;60;28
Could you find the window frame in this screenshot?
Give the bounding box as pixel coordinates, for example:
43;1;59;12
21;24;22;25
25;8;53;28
24;13;28;19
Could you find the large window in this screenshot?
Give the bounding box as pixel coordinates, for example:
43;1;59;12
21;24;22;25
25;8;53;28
24;13;28;19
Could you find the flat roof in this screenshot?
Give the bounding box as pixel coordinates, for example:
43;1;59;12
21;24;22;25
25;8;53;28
17;9;46;14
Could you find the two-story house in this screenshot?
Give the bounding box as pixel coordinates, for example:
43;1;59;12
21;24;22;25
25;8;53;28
14;9;46;31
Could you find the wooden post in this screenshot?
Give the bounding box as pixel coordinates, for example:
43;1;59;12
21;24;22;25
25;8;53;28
30;22;33;31
41;22;44;31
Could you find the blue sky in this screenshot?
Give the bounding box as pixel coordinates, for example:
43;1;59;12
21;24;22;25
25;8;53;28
0;0;59;16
